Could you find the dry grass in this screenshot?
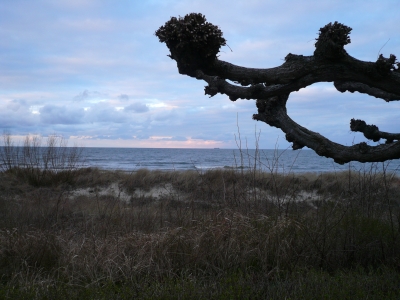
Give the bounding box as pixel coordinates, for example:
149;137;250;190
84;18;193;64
1;133;400;297
1;163;400;298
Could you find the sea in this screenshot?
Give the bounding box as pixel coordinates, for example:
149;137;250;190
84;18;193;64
79;148;400;174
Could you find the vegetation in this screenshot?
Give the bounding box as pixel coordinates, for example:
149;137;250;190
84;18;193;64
0;133;83;187
1;135;400;298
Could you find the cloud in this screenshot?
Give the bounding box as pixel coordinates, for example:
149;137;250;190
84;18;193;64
171;136;188;141
118;94;130;101
6;99;27;112
0;107;38;128
152;136;188;141
124;102;149;113
134;134;150;140
152;109;183;123
85;109;126;123
39;105;85;124
73;90;90;102
72;90;106;103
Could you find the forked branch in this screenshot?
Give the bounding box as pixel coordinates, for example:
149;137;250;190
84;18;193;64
156;13;400;164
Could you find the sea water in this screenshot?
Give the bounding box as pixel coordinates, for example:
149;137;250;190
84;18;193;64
80;148;400;174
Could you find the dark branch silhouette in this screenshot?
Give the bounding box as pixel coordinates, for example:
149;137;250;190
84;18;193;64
156;13;400;164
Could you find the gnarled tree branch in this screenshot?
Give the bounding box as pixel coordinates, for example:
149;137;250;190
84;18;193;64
156;13;400;164
350;119;400;143
334;81;400;102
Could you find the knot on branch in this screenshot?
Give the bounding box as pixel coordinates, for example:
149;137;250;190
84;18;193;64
253;95;288;128
255;96;288;114
292;141;305;150
204;77;221;97
350;118;368;131
155;13;226;76
375;54;397;75
201;75;223;98
350;119;380;142
286;133;304;150
314;22;352;59
350;119;379;141
284;53;304;62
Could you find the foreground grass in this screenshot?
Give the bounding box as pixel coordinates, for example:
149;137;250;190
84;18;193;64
1;166;400;299
2;268;400;299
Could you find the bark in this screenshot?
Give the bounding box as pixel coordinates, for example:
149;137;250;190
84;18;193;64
156;14;400;164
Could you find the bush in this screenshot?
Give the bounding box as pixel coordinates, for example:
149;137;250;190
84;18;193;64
0;133;84;186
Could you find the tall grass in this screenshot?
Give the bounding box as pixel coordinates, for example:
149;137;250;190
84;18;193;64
0;134;400;298
0;133;84;186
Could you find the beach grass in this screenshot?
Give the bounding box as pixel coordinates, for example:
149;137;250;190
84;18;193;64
1;162;400;299
1;132;400;298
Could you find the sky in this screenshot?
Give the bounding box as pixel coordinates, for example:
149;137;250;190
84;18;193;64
0;0;399;149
